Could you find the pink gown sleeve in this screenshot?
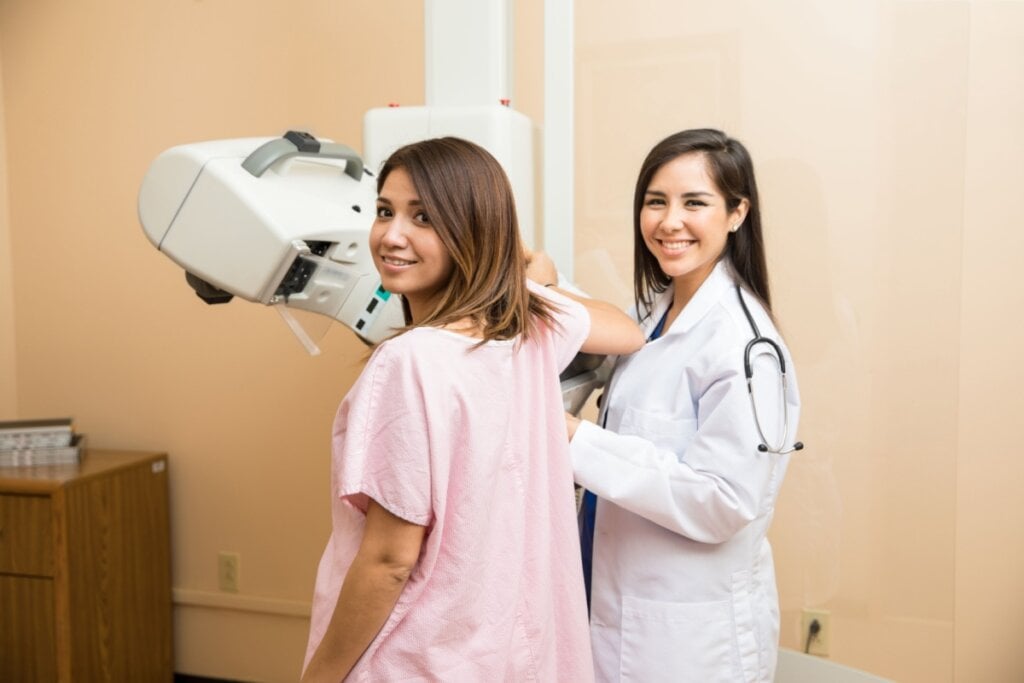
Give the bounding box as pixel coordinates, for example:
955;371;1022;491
527;280;591;373
331;342;433;527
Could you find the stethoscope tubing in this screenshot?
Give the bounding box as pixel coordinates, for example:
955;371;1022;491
736;286;802;455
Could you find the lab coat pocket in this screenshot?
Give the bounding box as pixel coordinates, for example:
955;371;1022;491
620;407;697;459
619;594;738;682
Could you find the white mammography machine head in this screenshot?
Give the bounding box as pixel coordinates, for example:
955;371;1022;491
138;131;404;346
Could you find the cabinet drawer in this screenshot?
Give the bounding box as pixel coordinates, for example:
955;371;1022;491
0;574;57;681
0;494;54;576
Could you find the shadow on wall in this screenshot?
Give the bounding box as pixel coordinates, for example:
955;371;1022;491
760;156;847;610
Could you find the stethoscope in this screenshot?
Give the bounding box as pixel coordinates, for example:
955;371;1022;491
735;285;804;455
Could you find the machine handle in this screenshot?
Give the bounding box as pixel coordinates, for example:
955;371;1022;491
241;130;364;181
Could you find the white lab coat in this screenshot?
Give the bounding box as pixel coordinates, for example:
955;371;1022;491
570;260;801;683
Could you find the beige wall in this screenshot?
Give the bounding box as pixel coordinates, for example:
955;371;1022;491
2;1;1022;682
575;2;1022;682
0;47;15;415
955;4;1024;681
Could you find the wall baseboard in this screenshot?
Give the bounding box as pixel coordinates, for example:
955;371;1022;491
173;587;312;618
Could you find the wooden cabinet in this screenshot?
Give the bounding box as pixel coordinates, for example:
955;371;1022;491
0;450;172;681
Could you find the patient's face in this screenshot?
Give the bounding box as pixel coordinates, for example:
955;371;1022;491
371;168;454;323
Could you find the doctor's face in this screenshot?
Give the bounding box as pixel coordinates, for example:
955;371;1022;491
371;168;454;323
640;152;748;297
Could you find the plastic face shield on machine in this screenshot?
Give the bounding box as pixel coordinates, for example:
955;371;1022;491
137;131;404;350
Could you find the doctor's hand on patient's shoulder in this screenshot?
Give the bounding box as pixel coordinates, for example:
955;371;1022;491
565;412;582;441
524;248;559;288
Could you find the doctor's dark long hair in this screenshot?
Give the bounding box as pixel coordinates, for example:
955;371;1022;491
633;129;771;320
376;137;556;342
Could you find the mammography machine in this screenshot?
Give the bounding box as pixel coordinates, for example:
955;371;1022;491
138;130;404;347
137;130;604;413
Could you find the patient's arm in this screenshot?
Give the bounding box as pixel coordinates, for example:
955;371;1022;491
526;249;644;356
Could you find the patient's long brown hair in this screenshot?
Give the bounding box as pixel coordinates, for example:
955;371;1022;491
377;137;556;342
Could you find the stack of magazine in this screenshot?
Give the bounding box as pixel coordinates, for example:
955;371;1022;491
0;418;85;467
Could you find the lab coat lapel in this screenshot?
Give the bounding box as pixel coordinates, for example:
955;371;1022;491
637;289;674;340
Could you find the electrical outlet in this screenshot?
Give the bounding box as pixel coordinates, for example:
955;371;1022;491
218;552;240;593
800;607;830;657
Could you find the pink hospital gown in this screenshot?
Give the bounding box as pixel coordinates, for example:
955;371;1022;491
304;284;595;681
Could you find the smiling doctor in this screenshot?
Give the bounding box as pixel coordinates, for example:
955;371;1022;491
565;129;802;682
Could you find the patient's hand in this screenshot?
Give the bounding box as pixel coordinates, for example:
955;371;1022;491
565;412;582;440
524;249;559;287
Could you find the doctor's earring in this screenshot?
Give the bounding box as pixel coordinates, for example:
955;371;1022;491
730;223;742;233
